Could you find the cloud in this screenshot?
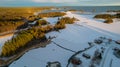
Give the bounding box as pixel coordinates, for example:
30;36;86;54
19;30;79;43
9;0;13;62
0;0;119;6
2;0;14;2
32;0;79;3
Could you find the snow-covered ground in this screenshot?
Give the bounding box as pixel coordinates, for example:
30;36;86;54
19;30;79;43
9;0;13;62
0;11;119;67
10;24;114;67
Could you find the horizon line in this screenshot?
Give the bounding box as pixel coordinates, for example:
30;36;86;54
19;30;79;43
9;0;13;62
0;5;120;7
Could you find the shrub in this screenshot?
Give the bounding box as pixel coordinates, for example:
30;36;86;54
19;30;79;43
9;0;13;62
38;12;66;18
40;25;53;33
94;14;114;19
54;17;76;30
115;13;120;18
104;19;113;24
58;17;75;24
36;20;49;26
54;23;66;30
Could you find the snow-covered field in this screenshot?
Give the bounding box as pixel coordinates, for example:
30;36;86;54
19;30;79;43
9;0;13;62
0;11;120;67
66;12;120;35
10;24;113;67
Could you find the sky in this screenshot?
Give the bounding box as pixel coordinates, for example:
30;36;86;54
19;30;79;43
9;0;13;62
0;0;120;7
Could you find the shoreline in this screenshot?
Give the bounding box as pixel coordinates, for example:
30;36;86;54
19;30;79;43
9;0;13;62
0;39;51;67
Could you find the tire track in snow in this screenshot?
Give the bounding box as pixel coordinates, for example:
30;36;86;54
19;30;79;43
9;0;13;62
52;41;76;53
100;44;120;67
75;23;117;39
100;46;112;67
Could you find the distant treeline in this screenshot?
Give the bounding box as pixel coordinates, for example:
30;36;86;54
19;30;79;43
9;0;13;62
0;7;52;21
0;21;25;33
94;13;120;19
0;7;66;33
35;20;49;26
27;12;66;22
